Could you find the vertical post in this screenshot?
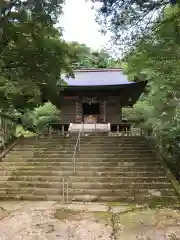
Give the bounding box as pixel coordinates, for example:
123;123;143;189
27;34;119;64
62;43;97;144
95;122;96;135
117;125;119;133
66;178;69;202
82;122;84;136
62;178;65;202
62;124;64;136
73;155;76;173
79;128;81;151
104;100;106;123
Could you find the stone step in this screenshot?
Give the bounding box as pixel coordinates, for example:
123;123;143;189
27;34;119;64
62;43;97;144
0;192;177;203
12;143;149;149
25;135;145;139
7;169;167;178
19;138;146;144
71;188;177;198
13;145;149;150
0;161;161;169
8;166;164;174
15;137;147;142
8;175;168;183
4;154;156;159
1;158;159;164
0;187;177;199
11;145;152;154
0;180;172;189
4;156;157;162
7;149;154;154
6;161;160;168
0;170;166;177
71;194;178;203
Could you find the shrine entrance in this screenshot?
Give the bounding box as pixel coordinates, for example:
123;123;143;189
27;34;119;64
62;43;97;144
82;103;100;123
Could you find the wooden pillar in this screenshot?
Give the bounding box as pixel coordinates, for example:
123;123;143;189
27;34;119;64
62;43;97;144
62;124;64;136
117;125;119;133
120;107;122;121
104;100;106;123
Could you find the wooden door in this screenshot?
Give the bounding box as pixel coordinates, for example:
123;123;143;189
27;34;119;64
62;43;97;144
99;100;106;123
75;101;82;123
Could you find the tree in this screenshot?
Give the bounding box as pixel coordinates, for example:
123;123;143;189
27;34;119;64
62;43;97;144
69;42;121;68
121;6;180;178
21;102;60;132
0;0;74;111
92;0;180;49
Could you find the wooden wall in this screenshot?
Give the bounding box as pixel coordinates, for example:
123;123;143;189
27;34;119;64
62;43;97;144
60;99;76;124
60;95;122;124
105;96;122;124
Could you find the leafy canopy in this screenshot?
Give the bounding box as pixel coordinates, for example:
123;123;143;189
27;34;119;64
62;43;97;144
21;102;60;132
0;0;74;111
92;0;180;48
69;42;121;69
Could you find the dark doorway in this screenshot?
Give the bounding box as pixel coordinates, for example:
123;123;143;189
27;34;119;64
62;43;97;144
82;103;100;115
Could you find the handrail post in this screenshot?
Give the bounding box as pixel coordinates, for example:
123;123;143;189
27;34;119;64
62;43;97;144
95;122;96;135
66;177;69;202
73;155;75;173
79;134;81;151
62;178;65;202
82;122;84;136
73;125;81;173
62;124;64;136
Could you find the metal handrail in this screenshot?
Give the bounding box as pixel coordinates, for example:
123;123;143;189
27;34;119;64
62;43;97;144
72;123;83;172
62;177;69;202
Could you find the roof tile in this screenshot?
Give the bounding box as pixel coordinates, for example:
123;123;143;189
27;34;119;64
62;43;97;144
64;69;133;86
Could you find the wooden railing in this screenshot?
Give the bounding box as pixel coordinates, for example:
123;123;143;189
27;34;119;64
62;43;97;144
0;113;17;148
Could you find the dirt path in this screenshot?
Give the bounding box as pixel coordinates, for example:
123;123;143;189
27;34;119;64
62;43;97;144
0;201;179;240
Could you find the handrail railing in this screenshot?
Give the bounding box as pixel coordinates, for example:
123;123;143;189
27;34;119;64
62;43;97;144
72;123;83;172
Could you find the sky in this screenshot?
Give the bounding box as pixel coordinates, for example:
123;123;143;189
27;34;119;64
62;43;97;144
59;0;110;50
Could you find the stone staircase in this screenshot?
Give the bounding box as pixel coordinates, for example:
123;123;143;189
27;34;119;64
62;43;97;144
68;123;110;134
0;135;179;204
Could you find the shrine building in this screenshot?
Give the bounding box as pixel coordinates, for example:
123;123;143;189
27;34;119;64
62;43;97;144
58;68;146;133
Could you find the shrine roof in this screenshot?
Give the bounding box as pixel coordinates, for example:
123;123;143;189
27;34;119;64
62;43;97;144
64;68;134;86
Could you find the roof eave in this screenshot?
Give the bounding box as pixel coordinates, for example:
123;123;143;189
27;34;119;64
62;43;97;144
62;81;147;91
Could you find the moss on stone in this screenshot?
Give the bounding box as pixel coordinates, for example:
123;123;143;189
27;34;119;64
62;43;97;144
107;202;122;206
91;211;112;225
54;208;80;221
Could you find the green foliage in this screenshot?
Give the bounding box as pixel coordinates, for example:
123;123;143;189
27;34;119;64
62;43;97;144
0;0;73;111
92;0;180;48
125;6;180;137
21;102;60;132
13;125;36;138
120;6;180;178
69;42;121;69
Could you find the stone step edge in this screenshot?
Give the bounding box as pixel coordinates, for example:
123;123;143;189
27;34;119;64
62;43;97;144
1;160;161;164
0;188;176;194
3;158;159;161
0;180;172;185
1;162;161;167
7;175;168;179
0;194;177;202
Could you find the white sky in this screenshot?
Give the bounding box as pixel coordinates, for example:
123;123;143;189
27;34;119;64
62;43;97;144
59;0;110;50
